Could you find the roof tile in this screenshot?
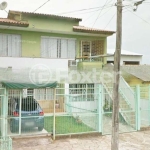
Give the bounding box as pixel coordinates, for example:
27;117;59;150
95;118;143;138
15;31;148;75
0;18;29;27
9;10;82;21
73;26;115;34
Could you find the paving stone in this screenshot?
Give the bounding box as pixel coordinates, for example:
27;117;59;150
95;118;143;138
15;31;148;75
12;130;150;150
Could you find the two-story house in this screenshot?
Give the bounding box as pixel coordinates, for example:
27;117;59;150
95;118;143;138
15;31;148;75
0;10;115;98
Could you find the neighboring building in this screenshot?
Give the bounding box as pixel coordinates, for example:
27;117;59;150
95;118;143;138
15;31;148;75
121;65;150;85
107;49;143;65
121;65;150;99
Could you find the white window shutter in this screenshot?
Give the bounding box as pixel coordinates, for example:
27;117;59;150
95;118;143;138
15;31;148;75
41;37;76;59
68;39;76;58
0;34;7;56
8;35;12;57
61;39;68;58
0;34;21;57
41;37;49;58
12;35;21;57
3;34;8;56
49;38;57;58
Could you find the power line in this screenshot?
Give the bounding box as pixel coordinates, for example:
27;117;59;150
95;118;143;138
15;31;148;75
92;0;110;27
126;7;150;26
104;5;133;29
104;12;116;29
82;4;115;23
33;0;51;13
56;4;115;15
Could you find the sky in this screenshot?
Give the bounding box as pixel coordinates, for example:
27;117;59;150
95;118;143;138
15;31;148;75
0;0;150;64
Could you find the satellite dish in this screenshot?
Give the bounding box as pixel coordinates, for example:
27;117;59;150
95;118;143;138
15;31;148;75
0;1;8;10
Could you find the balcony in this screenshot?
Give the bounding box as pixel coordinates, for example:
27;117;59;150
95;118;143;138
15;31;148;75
76;57;104;70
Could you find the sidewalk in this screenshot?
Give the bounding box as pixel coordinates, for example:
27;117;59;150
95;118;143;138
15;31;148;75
12;130;150;150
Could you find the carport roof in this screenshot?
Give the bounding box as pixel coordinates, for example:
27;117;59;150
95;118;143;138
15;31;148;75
1;81;57;89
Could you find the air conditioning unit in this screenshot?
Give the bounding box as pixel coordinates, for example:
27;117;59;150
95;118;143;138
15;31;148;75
68;60;77;67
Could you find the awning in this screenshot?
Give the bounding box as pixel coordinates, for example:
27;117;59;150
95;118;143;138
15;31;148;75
1;81;57;89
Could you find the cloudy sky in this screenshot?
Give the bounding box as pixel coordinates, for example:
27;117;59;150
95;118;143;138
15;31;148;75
0;0;150;64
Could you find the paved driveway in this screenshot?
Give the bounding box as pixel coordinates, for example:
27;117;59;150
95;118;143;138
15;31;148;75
12;130;150;150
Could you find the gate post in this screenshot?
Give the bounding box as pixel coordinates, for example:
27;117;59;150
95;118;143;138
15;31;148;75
1;88;8;137
135;85;140;130
148;85;150;125
53;88;56;140
98;84;102;133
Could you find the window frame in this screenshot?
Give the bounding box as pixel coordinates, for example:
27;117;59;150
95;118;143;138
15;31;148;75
41;36;76;59
81;40;104;62
0;33;22;57
69;83;95;101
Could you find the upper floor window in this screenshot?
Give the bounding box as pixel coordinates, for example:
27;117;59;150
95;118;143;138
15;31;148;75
0;33;21;57
81;40;104;61
41;36;76;59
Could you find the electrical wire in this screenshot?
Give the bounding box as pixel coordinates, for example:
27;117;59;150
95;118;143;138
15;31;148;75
92;0;111;27
56;4;114;15
103;4;134;30
126;7;150;26
82;0;116;25
104;12;116;29
33;0;51;13
82;4;115;23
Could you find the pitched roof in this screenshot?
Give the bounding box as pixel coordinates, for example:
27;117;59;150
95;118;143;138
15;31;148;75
107;49;143;56
9;10;82;21
122;65;150;82
73;26;115;35
0;18;29;27
103;64;150;82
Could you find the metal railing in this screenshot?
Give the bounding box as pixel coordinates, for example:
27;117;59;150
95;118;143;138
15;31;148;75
119;76;135;110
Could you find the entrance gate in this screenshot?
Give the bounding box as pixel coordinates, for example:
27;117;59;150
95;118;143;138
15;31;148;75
101;85;137;135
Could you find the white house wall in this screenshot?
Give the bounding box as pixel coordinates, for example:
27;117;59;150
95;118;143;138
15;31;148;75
0;57;71;83
0;57;70;69
107;55;142;65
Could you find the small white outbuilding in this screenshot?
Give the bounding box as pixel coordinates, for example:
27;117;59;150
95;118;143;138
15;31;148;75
107;49;143;65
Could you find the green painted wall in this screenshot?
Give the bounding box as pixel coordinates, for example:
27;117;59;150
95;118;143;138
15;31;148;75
0;29;107;61
22;15;79;32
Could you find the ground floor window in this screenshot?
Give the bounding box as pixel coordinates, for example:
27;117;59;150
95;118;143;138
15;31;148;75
69;84;94;101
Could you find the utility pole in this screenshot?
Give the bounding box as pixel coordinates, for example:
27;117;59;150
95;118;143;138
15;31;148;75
111;0;122;150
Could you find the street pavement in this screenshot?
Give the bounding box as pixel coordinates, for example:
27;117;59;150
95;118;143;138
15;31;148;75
12;130;150;150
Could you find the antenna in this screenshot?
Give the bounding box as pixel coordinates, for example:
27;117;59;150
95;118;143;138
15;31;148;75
0;1;8;10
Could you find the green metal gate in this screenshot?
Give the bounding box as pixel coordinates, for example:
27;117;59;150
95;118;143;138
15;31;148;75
139;85;150;128
0;88;12;150
102;84;137;135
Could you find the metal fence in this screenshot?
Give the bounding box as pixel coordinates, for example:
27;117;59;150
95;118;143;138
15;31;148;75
139;85;150;128
102;85;136;135
1;84;100;140
1;84;150;142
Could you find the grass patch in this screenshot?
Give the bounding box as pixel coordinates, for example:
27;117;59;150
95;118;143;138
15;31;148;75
44;116;94;134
